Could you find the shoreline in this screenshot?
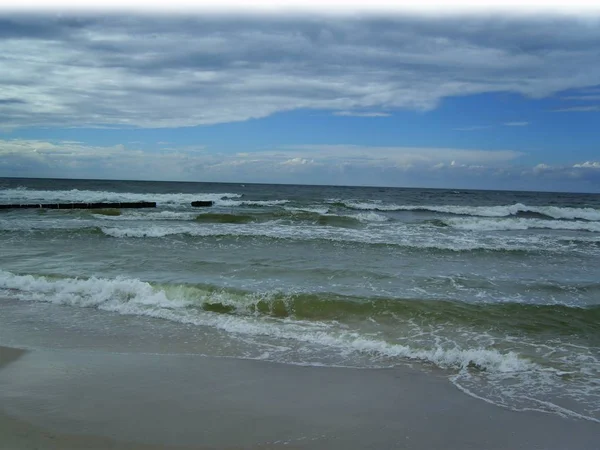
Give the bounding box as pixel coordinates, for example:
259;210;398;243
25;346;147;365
1;344;598;449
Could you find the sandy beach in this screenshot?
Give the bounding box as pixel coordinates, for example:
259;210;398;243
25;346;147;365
1;342;598;450
1;346;199;450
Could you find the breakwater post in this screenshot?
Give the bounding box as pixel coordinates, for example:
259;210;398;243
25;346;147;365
0;202;157;210
191;201;214;207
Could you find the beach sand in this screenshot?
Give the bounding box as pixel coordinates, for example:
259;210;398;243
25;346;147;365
1;346;201;450
1;343;598;450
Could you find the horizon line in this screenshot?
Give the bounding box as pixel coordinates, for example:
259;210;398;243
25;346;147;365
1;175;598;196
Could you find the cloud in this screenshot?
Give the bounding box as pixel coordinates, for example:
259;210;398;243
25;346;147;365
573;161;600;168
561;95;600;101
284;144;522;166
522;161;600;189
333;111;391;117
3;138;600;191
0;138;522;179
0;98;26;105
280;157;316;166
0;139;191;179
532;163;552;173
453;126;492;131
0;139;127;158
1;15;600;128
551;105;600;112
454;121;530;130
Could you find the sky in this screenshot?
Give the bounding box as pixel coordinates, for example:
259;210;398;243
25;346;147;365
0;11;600;192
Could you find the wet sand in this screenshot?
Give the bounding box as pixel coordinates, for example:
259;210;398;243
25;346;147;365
0;345;26;369
0;409;201;450
1;344;598;450
0;346;200;450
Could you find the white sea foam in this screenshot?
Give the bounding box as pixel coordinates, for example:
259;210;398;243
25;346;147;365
333;200;600;221
0;188;241;207
353;212;389;223
443;217;600;232
96;222;590;254
101;225;188;238
450;378;600;424
284;206;330;215
216;199;290;207
334;200;401;211
0;270;536;374
93;210;198;221
0;214;595;254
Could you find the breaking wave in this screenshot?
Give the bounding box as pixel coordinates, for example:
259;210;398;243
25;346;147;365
439;217;600;233
333;200;600;221
96;223;573;253
0;188;242;207
0;269;540;374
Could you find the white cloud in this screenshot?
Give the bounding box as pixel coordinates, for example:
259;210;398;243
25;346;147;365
503;121;529;126
1;16;600;128
0;139;522;179
533;163;552;173
573;161;600;168
3;138;600;191
280;157;316;166
552;105;600;112
561;95;600;101
453;126;492;131
0;139;130;158
282;144;522;166
333;111;391;117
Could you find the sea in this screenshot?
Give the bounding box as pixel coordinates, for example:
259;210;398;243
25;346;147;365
1;177;599;423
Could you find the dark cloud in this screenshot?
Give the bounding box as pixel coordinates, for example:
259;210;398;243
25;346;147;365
1;14;600;128
0;98;26;104
0;16;90;40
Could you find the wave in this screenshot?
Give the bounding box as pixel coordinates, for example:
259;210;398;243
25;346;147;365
0;188;241;207
0;270;542;373
95;210;198;221
3;269;597;331
95;223;568;254
91;208;121;216
104;209;384;227
0;221;572;253
439;218;600;233
284;206;330;215
50;206;387;227
332;200;600;221
216;199;290;207
353;212;389;222
1;217;597;254
3;269;599;421
195;213;256;224
193;210;364;227
190;288;600;334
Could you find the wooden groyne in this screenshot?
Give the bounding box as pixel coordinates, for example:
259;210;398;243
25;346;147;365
0;200;217;210
0;202;156;210
191;201;214;207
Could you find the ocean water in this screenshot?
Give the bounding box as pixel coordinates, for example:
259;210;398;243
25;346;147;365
1;177;599;422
